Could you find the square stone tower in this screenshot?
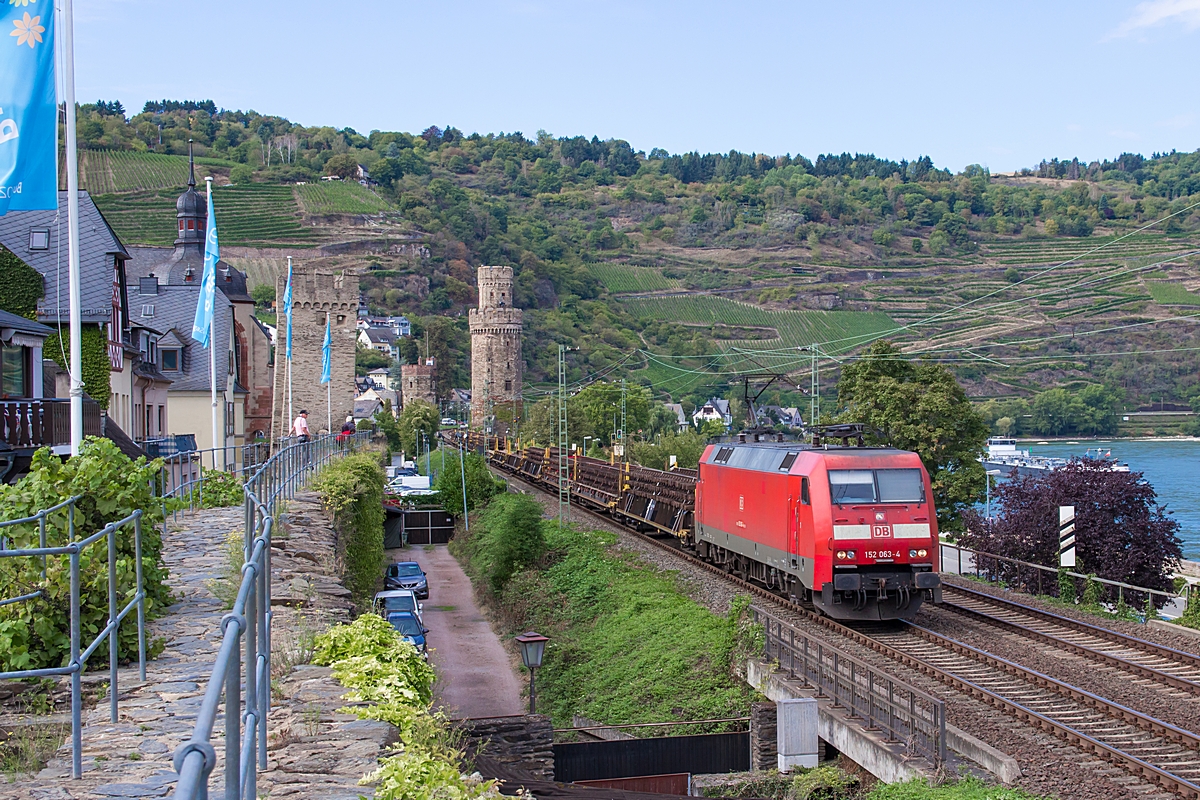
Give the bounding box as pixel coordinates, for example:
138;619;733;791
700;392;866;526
401;359;437;408
469;265;523;431
271;265;358;441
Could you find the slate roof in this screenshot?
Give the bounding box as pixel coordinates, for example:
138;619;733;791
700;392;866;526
0;192;128;325
0;308;54;340
363;327;397;345
128;282;235;393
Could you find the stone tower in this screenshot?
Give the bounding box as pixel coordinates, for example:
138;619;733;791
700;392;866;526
401;359;437;408
469;265;523;431
271;265;358;442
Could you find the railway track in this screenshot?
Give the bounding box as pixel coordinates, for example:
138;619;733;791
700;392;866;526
940;584;1200;694
483;457;1200;797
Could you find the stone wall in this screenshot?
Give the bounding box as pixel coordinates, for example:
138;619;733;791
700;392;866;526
401;361;437;407
271;265;358;441
457;715;555;781
750;701;778;771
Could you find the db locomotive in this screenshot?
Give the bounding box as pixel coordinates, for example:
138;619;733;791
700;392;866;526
467;430;941;621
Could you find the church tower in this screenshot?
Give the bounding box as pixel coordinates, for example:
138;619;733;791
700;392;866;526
469;265;523;432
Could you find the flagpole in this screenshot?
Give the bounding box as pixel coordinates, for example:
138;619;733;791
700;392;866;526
206;177;219;464
286;256;293;435
60;0;83;456
326;312;332;435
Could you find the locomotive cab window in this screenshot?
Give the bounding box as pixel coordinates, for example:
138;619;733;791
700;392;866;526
800;477;810;505
877;469;924;503
779;452;798;471
829;470;876;504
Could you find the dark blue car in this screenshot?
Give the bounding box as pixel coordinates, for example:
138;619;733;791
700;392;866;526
387;611;428;657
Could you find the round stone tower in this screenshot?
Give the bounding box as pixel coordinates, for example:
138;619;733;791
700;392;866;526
469;265;523;431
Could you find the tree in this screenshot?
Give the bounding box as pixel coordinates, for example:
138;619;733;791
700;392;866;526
356;344;390;375
960;460;1182;595
572;382;651;444
373;401;401;450
325;152;359;179
397;399;439;461
476;493;546;592
836;340;989;531
628;430;709;470
434;452;504;516
911;238;922;253
250;283;275;307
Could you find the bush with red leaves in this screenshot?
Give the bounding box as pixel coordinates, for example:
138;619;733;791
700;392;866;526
961;459;1182;594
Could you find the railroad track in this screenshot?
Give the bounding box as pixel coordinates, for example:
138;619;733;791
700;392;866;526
940;584;1200;694
486;458;1200;797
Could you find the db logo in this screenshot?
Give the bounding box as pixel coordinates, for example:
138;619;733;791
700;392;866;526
872;525;892;538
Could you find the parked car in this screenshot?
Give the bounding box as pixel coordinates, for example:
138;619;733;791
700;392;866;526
386;611;428;657
440;417;455;427
385;561;429;598
373;589;423;622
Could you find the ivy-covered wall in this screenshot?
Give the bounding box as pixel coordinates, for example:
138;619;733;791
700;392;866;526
0;246;44;320
44;326;111;410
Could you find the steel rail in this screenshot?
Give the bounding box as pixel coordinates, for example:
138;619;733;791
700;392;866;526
944;583;1200;670
938;596;1200;693
479;443;1200;798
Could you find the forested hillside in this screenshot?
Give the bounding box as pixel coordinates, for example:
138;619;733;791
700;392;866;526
76;99;1200;433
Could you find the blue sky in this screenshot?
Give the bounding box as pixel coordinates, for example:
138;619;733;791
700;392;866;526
74;0;1200;172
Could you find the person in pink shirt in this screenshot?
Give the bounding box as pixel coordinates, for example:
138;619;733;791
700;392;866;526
292;410;310;442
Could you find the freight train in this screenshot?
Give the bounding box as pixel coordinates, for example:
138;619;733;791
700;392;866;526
461;429;942;621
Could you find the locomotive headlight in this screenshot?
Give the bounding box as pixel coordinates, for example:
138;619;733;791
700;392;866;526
846;550;856;559
836;550;847;560
917;549;928;558
909;549;918;558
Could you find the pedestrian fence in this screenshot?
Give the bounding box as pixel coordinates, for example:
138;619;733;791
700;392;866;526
0;495;148;779
939;541;1192;616
753;606;947;768
171;431;370;800
156;441;271;513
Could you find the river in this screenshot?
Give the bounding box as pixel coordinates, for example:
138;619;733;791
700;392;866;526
1013;439;1200;560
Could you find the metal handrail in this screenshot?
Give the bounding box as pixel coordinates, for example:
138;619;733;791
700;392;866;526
753;606;947;767
158;442;272;513
939;541;1191;612
0;496;147;779
171;430;372;800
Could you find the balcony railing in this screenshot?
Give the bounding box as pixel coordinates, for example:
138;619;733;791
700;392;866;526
0;398;102;448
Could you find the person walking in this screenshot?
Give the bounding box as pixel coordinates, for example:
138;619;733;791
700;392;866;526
338;415;356;441
292;409;310;443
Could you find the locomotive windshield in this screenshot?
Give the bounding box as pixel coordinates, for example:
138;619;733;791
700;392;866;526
829;468;924;504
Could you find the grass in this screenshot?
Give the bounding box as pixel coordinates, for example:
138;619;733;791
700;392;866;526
1;722;68;779
452;513;760;733
295;181;392;215
589;263;680;293
620;295;896;354
1147;281;1200;305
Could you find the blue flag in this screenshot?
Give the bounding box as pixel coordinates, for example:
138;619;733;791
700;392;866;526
0;3;57;215
190;189;219;347
282;260;293;360
321;315;331;384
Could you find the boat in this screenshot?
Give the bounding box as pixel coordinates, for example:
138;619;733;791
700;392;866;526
980;438;1130;477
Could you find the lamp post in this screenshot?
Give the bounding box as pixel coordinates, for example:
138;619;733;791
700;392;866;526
985;469;1001;520
515;631;549;714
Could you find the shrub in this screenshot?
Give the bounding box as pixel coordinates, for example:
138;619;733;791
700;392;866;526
314;453;386;610
0;438;177;671
433;452;504;517
470;494;546;593
198;469;244;508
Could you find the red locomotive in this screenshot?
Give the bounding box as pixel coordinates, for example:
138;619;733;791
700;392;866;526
695;439;941;620
466;429;942;622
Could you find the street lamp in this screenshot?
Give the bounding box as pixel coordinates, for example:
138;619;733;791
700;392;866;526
514;631;549;714
985;469;1001;520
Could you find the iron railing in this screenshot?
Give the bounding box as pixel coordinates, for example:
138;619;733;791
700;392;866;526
157;442;272;512
753;606;947;767
939;541;1191;615
171;431;370;800
0;495;148;779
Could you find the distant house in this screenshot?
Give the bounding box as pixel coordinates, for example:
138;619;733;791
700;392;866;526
664;403;689;433
368;367;392;390
758;405;804;429
693;398;732;429
358;327;398;360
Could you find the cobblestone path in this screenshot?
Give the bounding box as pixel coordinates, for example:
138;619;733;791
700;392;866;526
1;494;391;800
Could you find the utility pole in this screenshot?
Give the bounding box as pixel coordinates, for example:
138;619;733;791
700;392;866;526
620;379;627;466
558;345;569;528
809;343;820;429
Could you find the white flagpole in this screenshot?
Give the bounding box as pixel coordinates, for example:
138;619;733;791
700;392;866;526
60;0;83;456
286;255;293;435
206;177;219;463
326;312;332;435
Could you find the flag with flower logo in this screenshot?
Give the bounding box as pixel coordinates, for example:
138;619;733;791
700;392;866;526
0;0;56;215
